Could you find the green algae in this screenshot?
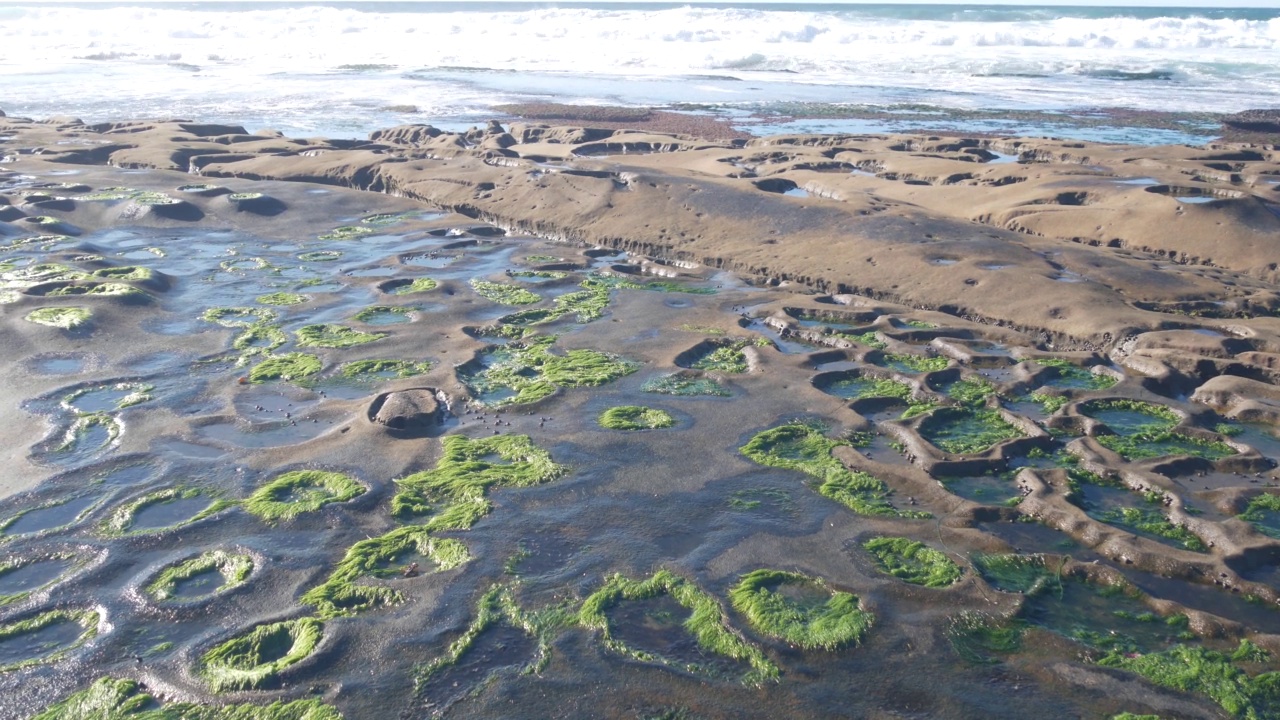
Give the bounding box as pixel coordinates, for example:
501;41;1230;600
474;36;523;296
198;617;323;692
1097;431;1236;462
740;422;929;518
833;330;888;349
689;340;750;374
678;324;726;335
301;525;469;619
1037;358;1119;391
219;257;269;273
101;488;231;537
1095;502;1206;552
59;413;120;452
818;374;913;402
45;282;147;299
233;324;287;357
145;550;254;602
1238;494;1280;539
598;405;675;430
863;537;962;588
255;292;308;306
249;353;322;383
0;554;77;606
202;307;277;328
298;250;342;262
2;263;88;287
415;584;573;691
946;377;997;406
971;553;1062;595
510;270;568;280
642;373;731;396
228;192;264;201
360;212;411;226
461;335;638;407
92;266;153;282
876;352;949;374
353;305;412;323
918;408;1025;455
245;470;365;522
469;278;541;305
729;569;872;650
391;434;565;520
338;358;431;379
64;382;153;411
499;279;613;326
579;569;778;686
1097;640;1280;720
389;277;437;295
1028;391;1071;413
317;225;373;241
26;306;91;329
947;611;1023;664
295;324;387;348
727;488;795;513
0;608;100;672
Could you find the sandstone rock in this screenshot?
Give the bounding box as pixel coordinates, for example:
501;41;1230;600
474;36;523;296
370;388;447;435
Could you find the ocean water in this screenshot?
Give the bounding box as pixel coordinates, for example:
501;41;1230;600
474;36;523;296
1;2;1277;142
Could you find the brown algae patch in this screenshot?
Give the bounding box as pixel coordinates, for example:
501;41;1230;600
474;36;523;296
729;569;872;650
198;617;323;692
740;422;928;518
0;608;100;673
598;406;675;430
244;470;365;522
144;550;253;602
862;537;962;588
579;569;778;685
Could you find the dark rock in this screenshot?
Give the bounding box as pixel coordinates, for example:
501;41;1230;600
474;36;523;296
369;388;448;436
177;122;249;137
1222;109;1280;134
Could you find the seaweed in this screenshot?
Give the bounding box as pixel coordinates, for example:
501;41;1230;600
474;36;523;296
579;570;778;686
0;608;100;672
317;225;373;241
248;353;322;383
198;617;323;692
918;408;1025;455
389;277;437;295
1095;503;1206;552
339;359;431;379
255;292;308;306
414;585;574;691
729;569;872;650
1037;358;1118;391
391;434;565;520
101;488;231;537
971;553;1061;595
301;525;469;619
877;352;949;373
598;405;675;430
469;278;541;306
740;422;929;518
690;341;750;374
244;470;365;522
295;323;387;348
145;550;253;602
353;305;412;323
947;611;1023;664
499;278;612;325
25;307;91;329
461;335;638;407
298;250;342;262
1097;640;1280;720
642;373;731;397
202;307;277;328
863;537;961;588
946;377;996;406
1239;494;1280;539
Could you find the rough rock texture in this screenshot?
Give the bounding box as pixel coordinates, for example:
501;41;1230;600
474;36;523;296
369;388;445;434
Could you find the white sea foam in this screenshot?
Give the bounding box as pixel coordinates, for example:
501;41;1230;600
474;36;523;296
0;4;1275;137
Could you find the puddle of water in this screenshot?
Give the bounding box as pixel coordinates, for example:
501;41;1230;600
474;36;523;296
1023;580;1188;654
196;418;335;448
607;595;739;677
171;569;226;599
3;495;100;536
941;474;1021;506
153;438;230;460
0;618;87;667
1121;569;1280;635
783;187;810;198
28;354;90;375
0;557;75;596
1116;177;1160;186
130;496;215;531
418;626;536;710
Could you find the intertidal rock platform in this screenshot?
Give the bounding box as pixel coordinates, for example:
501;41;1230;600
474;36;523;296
2;114;1280;719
